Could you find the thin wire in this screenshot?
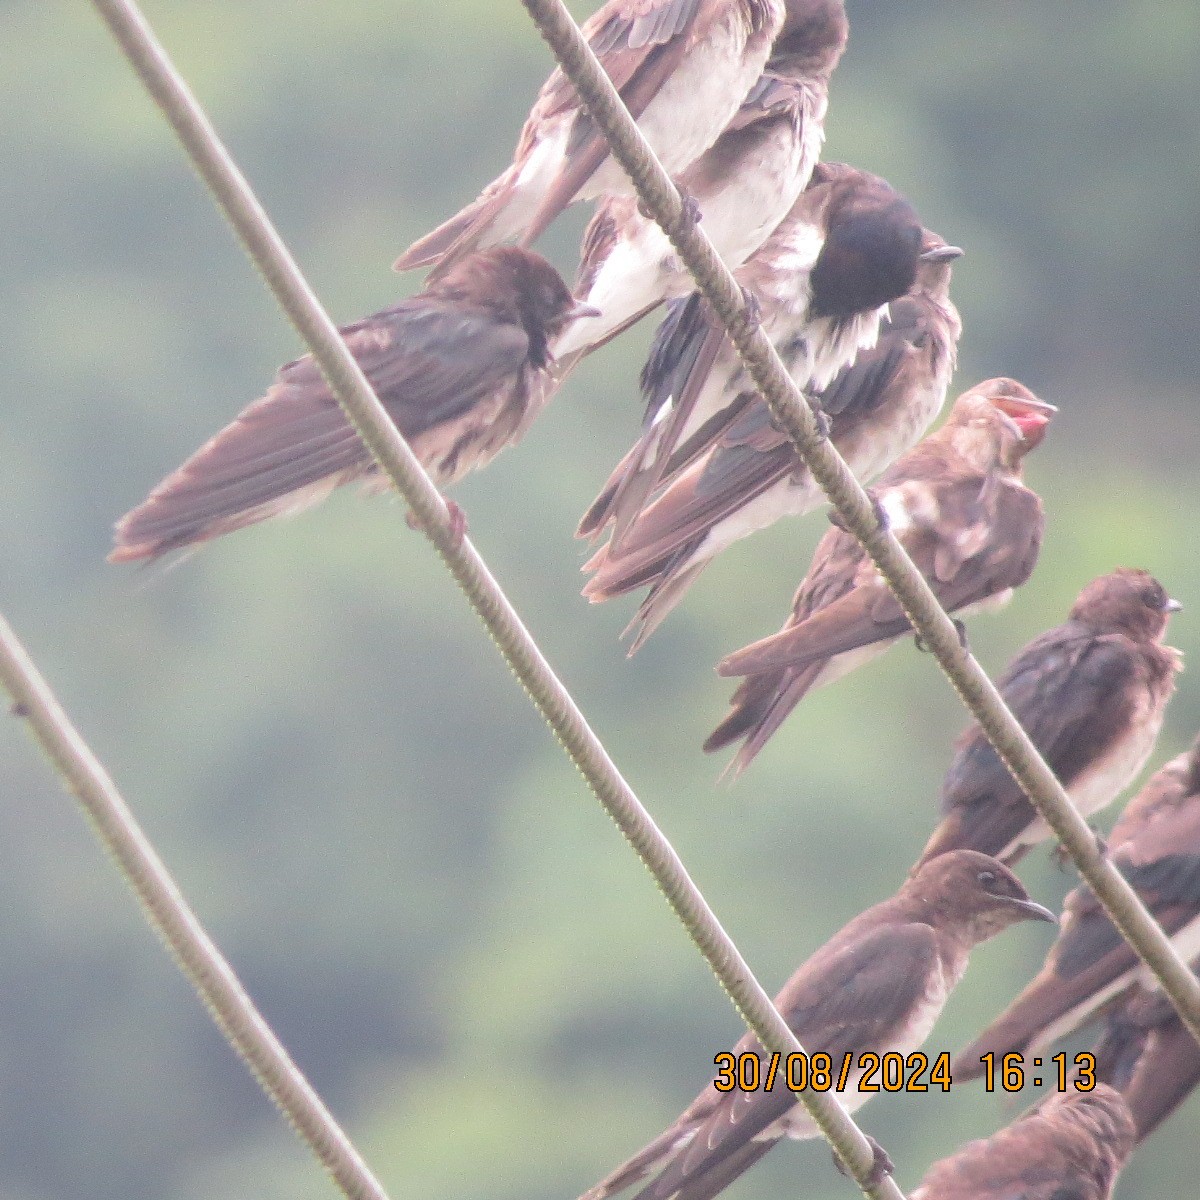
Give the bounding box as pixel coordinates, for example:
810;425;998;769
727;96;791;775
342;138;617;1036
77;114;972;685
513;0;1200;1051
83;0;904;1195
0;613;390;1200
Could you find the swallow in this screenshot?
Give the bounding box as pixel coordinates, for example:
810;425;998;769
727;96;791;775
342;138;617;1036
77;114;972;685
1090;953;1200;1142
953;735;1200;1080
918;569;1184;866
704;380;1052;775
581;851;1055;1200
110;248;592;562
394;0;803;273
553;2;849;360
577;163;939;561
579;228;962;644
908;1086;1135;1200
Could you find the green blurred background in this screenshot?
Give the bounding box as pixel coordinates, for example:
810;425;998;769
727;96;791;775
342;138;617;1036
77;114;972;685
2;1;1198;1197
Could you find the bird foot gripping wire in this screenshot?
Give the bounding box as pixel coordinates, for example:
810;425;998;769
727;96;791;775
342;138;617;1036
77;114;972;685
828;487;886;535
915;619;969;656
832;1135;895;1189
407;499;469;550
1053;827;1110;871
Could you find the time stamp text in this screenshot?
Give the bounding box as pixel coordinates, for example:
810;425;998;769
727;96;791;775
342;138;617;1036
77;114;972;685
713;1051;1097;1094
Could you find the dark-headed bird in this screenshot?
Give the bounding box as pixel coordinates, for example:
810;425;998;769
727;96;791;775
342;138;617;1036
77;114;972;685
581;851;1055;1200
580;224;961;644
953;735;1200;1082
1090;952;1200;1143
554;2;848;360
110;248;590;562
393;0;805;272
908;1086;1135;1200
918;569;1184;866
705;380;1051;776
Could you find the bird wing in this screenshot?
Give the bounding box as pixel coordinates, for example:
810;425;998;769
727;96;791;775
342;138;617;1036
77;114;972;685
940;630;1142;823
637;924;939;1200
812;296;923;421
523;0;709;242
111;301;529;559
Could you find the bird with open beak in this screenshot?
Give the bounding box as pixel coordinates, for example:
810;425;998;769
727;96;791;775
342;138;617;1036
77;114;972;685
953;735;1200;1084
109;248;594;562
705;380;1052;776
579;851;1055;1200
908;1086;1135;1200
580;225;962;646
918;568;1184;866
553;0;848;362
393;0;809;273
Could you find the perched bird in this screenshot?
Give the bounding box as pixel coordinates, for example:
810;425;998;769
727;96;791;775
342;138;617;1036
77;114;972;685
393;0;797;272
908;1086;1135;1200
578;163;939;557
954;735;1200;1081
554;2;849;360
580;226;961;643
705;380;1052;775
110;248;591;562
581;851;1055;1200
918;569;1184;866
1090;956;1200;1142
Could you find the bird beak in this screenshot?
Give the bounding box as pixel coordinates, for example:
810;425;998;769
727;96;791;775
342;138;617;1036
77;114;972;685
1010;898;1058;925
1165;598;1184;614
567;301;602;321
919;244;965;263
993;395;1057;448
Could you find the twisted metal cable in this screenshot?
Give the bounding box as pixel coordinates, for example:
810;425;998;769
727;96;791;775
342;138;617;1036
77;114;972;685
0;613;391;1200
80;0;905;1193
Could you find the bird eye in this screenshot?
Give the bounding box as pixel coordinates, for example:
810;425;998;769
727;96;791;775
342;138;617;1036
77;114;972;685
977;870;996;888
1143;583;1167;609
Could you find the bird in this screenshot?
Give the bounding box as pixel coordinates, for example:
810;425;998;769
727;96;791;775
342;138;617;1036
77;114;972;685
553;1;849;361
580;850;1055;1200
918;568;1184;866
578;163;939;555
109;248;593;562
393;0;802;273
1090;954;1200;1143
953;734;1200;1081
907;1086;1135;1200
579;224;962;645
704;380;1052;776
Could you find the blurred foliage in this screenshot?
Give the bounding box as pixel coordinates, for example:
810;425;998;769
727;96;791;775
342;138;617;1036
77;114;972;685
0;1;1198;1198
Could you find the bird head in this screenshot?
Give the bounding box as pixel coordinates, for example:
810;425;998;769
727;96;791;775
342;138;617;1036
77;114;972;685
912;229;963;297
939;378;1056;472
904;849;1057;943
1068;568;1182;643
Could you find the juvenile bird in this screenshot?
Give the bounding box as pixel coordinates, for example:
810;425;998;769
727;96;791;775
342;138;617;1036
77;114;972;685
918;569;1184;866
581;851;1055;1200
110;248;590;562
1090;955;1200;1143
554;1;848;360
579;163;936;556
705;381;1052;775
393;0;798;272
580;227;961;643
954;735;1200;1080
908;1086;1135;1200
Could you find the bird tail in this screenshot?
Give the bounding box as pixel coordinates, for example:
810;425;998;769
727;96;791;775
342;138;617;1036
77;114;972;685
704;663;822;778
110;384;370;563
580;1124;697;1200
393;171;521;274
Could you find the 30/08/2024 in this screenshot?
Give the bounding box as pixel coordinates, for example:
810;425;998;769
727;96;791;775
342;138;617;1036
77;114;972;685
713;1050;1097;1094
